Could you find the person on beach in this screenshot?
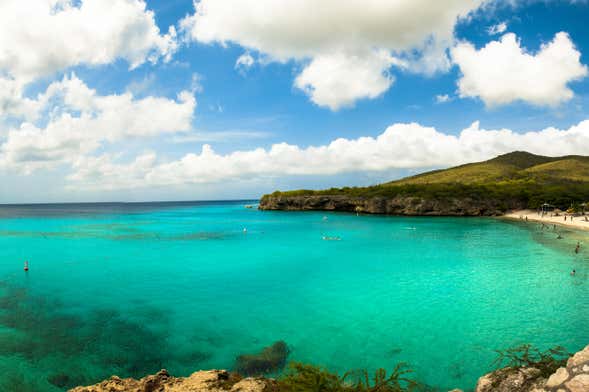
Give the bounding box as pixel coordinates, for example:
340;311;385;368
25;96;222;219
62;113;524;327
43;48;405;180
525;216;528;221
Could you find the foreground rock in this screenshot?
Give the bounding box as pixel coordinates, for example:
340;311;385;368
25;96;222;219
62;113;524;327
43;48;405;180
70;344;589;392
68;369;277;392
259;195;525;216
475;344;589;392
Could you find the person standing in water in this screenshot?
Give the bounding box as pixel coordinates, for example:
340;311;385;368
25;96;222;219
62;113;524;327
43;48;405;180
575;242;580;254
571;269;576;276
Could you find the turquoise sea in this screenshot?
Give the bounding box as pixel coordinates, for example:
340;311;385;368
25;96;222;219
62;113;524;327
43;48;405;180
0;200;587;391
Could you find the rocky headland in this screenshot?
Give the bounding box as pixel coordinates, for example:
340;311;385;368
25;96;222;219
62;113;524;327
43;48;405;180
257;151;589;217
70;344;589;392
258;194;524;216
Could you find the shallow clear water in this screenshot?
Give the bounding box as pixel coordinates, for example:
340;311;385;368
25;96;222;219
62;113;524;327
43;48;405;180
0;201;587;391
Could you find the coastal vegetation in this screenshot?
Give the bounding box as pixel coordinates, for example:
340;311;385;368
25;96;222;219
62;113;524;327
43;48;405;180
261;152;589;213
277;362;418;392
491;344;570;378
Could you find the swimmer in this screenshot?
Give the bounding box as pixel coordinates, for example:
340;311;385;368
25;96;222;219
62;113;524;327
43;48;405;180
571;269;576;276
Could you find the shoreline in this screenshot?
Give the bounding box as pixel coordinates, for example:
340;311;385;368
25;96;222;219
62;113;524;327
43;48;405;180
501;209;589;232
70;344;589;392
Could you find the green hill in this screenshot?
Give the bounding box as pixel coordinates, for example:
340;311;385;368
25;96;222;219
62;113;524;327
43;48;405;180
261;152;589;213
389;151;589;185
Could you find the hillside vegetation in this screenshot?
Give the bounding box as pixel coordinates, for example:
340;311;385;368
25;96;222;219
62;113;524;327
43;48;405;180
263;152;589;211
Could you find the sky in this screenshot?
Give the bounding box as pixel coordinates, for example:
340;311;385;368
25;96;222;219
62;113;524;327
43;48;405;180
1;0;589;203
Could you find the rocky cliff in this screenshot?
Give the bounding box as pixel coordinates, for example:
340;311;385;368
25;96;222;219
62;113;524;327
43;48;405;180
258;195;526;216
70;345;589;392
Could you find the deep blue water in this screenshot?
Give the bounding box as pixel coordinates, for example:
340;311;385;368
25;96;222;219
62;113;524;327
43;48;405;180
0;200;587;391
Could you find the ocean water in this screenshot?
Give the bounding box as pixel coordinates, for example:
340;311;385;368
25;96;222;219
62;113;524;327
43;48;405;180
0;200;587;391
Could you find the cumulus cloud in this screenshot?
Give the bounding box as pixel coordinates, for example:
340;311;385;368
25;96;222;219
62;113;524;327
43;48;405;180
0;75;195;173
452;32;588;107
66;119;589;190
181;0;487;110
0;0;180;127
0;0;177;84
294;50;397;110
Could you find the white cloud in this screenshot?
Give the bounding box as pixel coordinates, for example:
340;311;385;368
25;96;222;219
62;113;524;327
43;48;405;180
0;0;177;84
66;119;589;190
452;32;588;107
0;78;43;121
181;0;488;110
294;50;396;110
0;74;195;173
235;52;255;73
190;73;204;93
0;0;181;127
170;130;270;144
435;94;452;104
487;21;508;35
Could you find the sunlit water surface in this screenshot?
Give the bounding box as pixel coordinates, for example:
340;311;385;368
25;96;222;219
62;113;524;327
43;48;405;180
0;201;587;391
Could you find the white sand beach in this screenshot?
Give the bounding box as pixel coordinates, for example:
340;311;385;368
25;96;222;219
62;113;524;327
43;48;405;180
503;209;589;231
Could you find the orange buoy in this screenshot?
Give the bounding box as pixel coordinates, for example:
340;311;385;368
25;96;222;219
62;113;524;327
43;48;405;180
24;261;29;272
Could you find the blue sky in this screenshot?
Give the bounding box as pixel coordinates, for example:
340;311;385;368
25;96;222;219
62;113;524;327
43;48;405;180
1;0;589;202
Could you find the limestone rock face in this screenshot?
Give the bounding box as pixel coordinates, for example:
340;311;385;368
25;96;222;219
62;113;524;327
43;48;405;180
474;344;589;392
475;367;546;392
258;195;524;216
68;369;276;392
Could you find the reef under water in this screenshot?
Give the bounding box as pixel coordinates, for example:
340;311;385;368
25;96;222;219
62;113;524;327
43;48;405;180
0;282;211;391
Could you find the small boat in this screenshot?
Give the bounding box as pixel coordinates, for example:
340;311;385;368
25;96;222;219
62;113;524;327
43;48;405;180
244;205;254;209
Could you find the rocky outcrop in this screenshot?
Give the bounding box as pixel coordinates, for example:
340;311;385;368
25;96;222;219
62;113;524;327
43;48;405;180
68;369;277;392
475;367;547;392
475;344;589;392
70;345;589;392
259;195;525;216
